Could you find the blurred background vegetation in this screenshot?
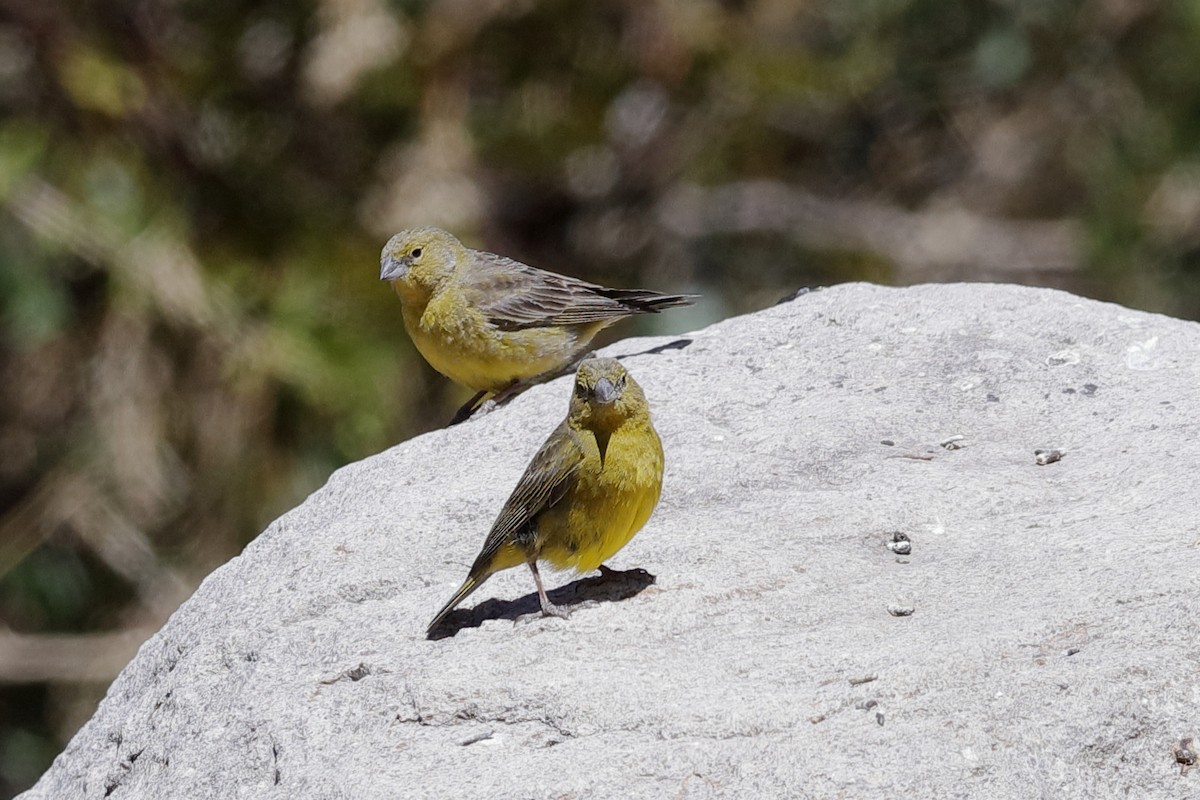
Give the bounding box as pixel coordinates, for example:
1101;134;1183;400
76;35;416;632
2;0;1200;794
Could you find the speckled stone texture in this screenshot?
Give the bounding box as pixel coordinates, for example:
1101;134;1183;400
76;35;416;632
21;283;1200;799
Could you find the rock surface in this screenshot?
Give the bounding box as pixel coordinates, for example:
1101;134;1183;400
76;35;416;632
21;283;1200;799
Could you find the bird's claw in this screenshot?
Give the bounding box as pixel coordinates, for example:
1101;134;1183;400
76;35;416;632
539;600;571;620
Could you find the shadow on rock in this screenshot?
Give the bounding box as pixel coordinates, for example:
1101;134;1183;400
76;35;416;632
427;567;656;640
616;338;692;358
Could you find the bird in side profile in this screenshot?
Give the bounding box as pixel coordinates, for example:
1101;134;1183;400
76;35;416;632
426;357;664;636
380;227;694;423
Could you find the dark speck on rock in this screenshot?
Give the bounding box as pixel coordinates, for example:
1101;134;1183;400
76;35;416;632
776;286;817;304
886;532;911;555
1173;738;1196;776
1035;449;1064;466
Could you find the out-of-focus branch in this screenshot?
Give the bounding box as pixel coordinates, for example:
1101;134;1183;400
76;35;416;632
1;178;213;620
658;180;1082;280
4;178;224;329
5;179;117;268
0;469;193;619
0;627;159;684
52;474;195;620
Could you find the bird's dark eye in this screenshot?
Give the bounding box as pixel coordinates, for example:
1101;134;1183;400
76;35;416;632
411;247;423;259
575;382;588;398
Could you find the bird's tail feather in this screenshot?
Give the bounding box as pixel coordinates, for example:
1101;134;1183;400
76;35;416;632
638;293;697;313
599;288;698;314
426;575;483;635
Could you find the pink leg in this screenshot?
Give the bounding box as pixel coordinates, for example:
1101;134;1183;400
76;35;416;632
528;561;569;619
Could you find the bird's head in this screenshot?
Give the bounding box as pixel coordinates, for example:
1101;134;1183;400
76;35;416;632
568;358;647;433
379;227;463;293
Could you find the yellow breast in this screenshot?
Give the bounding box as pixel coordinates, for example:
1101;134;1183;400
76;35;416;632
398;286;601;393
537;419;664;573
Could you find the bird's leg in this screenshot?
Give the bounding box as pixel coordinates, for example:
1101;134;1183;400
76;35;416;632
528;561;570;619
449;379;529;425
448;390;489;426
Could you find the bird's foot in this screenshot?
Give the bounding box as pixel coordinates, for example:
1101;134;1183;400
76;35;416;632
473;398;500;417
539;598;571;620
449;381;528;425
487;380;528;409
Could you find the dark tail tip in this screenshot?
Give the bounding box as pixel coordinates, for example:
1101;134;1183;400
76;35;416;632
426;575;480;639
642;293;699;313
600;288;697;314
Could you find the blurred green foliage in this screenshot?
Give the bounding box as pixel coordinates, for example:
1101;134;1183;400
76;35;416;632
3;0;1200;795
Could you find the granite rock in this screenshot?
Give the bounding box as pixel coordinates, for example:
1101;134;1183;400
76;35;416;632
22;283;1200;799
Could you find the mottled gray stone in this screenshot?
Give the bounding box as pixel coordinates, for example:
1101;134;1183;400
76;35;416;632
21;283;1200;799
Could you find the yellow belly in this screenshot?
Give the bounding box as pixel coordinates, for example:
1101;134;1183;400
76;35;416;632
400;289;604;393
537;421;664;573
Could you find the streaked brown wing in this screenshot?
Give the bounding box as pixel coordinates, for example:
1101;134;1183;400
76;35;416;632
462;249;688;331
474;420;584;564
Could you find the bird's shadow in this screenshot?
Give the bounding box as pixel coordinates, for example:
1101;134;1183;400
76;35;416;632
426;567;656;640
615;337;693;358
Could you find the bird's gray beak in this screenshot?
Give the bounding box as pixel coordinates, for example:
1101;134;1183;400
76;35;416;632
593;377;619;405
380;254;408;282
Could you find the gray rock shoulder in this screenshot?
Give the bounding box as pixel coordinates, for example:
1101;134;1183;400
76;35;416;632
22;283;1200;799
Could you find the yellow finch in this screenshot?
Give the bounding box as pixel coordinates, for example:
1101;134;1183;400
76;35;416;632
426;357;663;635
380;227;694;422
